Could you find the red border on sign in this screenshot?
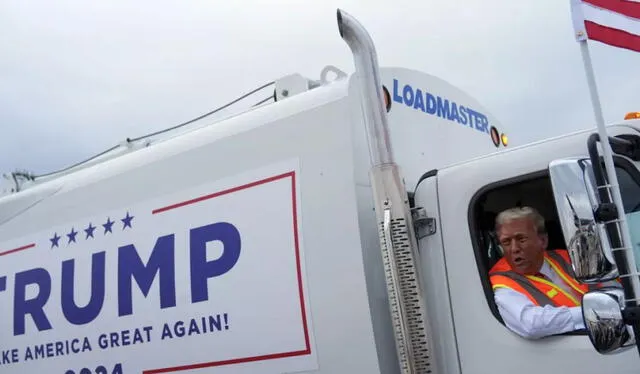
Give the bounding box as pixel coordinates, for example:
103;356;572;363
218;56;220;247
0;243;35;257
145;171;311;374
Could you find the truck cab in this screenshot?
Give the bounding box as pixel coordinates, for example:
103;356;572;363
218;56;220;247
412;122;640;374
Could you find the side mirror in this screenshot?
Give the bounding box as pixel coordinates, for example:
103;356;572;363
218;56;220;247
548;158;618;282
582;287;636;354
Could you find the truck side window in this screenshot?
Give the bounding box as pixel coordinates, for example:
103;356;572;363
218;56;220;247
469;172;566;327
615;158;640;271
616;161;640;214
470;157;640;334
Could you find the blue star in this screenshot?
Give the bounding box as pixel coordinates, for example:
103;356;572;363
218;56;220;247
103;218;114;234
67;228;78;244
50;233;61;248
85;223;96;239
121;211;134;230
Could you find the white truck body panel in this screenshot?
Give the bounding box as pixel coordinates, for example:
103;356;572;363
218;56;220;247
0;81;388;373
350;67;509;188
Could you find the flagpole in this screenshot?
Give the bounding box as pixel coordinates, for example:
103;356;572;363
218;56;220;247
578;38;640;354
578;40;605;133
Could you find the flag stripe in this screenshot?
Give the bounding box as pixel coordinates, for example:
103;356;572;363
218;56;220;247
583;0;640;20
585;20;640;52
582;1;640;37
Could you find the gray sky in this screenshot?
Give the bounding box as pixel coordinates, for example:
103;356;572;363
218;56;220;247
1;0;639;176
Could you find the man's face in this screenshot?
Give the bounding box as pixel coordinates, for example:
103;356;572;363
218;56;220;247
497;217;547;275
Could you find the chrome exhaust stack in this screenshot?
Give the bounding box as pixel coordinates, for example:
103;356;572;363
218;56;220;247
336;9;393;167
337;9;435;374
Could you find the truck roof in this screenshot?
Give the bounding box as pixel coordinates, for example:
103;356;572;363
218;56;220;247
2;64;513;199
434;120;640;176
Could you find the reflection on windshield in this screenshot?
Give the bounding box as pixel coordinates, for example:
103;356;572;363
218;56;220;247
618;164;640;273
625;212;640;272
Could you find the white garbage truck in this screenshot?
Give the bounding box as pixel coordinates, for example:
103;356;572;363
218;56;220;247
1;9;640;374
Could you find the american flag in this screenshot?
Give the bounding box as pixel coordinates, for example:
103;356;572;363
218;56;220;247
571;0;640;53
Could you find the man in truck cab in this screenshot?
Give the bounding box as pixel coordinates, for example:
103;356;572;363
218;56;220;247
489;206;589;339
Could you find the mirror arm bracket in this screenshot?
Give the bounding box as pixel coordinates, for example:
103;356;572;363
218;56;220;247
611;135;640;162
623;306;640;325
594;202;619;223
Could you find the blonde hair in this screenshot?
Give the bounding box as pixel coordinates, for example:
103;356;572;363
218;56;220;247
495;206;546;234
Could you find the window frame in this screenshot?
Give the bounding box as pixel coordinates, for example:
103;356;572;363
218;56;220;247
467;169;548;324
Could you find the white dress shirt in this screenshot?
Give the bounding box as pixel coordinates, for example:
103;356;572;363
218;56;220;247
494;260;585;339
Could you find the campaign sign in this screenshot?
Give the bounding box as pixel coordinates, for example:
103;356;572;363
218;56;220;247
0;160;316;373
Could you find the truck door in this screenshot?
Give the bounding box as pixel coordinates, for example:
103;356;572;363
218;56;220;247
411;170;462;374
429;134;640;374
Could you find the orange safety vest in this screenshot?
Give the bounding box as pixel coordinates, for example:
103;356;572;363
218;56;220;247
489;249;592;307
